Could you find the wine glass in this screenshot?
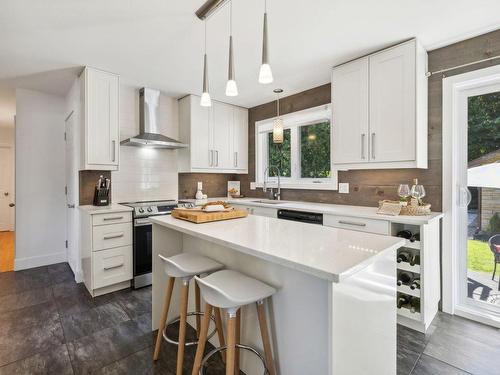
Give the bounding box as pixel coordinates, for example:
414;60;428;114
397;184;410;201
411;184;426;204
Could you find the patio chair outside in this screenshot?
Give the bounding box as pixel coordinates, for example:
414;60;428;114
489;234;500;291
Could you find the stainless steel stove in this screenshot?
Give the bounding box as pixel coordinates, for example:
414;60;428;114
120;199;194;288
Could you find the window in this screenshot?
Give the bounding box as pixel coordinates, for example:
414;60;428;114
255;104;337;189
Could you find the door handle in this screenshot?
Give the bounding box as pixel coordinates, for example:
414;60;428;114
104;263;124;271
3;192;8;196
234;152;238;167
9;203;15;207
67;204;75;208
216;150;219;166
361;134;366;160
103;216;124;221
371;133;376;159
112;140;116;162
103;233;124;240
209;150;213;167
459;187;472;208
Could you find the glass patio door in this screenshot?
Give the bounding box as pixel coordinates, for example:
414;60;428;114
458;84;500;317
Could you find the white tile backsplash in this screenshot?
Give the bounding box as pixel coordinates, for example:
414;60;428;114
112;84;179;203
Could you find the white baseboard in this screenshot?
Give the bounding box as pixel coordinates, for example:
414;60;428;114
14;251;68;271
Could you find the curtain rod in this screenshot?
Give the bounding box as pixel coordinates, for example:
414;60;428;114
427;54;500;77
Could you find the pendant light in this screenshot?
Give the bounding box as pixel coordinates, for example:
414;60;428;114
273;89;283;143
258;0;273;84
225;0;238;96
200;20;211;107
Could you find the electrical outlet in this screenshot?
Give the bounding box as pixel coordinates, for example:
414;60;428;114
338;183;349;194
250;182;256;190
197;181;203;191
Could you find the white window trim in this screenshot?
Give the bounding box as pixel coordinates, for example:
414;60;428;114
255;104;338;190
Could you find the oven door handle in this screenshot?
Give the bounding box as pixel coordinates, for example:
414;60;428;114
134;219;152;227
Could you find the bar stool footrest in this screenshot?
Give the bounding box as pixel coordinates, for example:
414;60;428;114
200;344;269;375
163;311;217;347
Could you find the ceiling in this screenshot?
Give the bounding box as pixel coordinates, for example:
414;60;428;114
0;0;499;108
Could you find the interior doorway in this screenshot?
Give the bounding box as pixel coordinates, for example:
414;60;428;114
443;64;500;327
0;125;15;272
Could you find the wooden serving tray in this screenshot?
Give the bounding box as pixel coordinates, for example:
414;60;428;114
171;208;248;223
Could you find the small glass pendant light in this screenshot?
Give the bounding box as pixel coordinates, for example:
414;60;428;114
273;89;283;143
258;0;273;84
225;0;238;96
200;20;212;107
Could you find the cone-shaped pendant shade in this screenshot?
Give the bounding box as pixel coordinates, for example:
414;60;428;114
259;12;273;84
225;36;238;96
200;53;211;107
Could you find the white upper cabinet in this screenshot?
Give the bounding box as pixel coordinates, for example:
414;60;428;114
232;107;248;170
80;67;120;171
331;57;369;164
332;39;428;169
178;95;248;174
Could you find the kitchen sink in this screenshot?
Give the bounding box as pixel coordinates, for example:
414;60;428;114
251;200;283;205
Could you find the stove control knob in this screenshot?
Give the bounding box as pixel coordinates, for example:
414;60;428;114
147;207;153;212
138;208;145;213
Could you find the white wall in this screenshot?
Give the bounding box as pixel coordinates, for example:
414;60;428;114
15;89;66;270
112;85;179;203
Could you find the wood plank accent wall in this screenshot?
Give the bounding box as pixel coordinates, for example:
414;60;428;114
179;29;500;211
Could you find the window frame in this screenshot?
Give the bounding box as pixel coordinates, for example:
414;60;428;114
255;104;338;190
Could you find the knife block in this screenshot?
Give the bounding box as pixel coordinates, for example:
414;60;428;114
93;187;110;206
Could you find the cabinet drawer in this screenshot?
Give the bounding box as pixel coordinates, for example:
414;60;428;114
92;222;132;251
323;214;389;235
93;246;132;289
93;212;132;226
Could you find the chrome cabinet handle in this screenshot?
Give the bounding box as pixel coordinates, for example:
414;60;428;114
103;233;124;240
209;150;212;167
361;134;366;159
216;150;219;166
338;220;367;227
371;133;375;159
104;263;124;270
234;152;238;167
103;216;124;221
112;140;116;162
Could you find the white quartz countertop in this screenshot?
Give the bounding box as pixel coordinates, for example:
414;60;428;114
151;214;405;282
78;203;133;214
212;198;443;225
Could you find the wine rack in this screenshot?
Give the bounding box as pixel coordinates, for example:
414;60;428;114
392;220;440;333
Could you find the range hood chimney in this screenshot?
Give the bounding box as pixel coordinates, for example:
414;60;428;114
121;88;188;149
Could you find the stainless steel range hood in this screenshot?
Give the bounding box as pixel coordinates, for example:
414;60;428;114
121;88;188;149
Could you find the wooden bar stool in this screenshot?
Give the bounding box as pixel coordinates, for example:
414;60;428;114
154;253;224;375
192;270;277;375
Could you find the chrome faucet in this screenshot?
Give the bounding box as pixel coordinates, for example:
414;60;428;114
263;165;281;200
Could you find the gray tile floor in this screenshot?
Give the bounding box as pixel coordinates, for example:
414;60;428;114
1;263;499;374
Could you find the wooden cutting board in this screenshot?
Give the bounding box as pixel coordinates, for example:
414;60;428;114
171;208;248;223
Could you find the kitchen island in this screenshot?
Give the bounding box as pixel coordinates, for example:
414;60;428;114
151;214;405;375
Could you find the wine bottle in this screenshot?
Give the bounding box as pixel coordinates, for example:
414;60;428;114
410;278;420;290
410;254;420;266
397;250;411;263
397;271;413;286
397;295;411;309
409;298;420;313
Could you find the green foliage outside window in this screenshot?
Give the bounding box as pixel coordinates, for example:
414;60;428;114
300;122;331;178
267;129;291;177
467;91;500;162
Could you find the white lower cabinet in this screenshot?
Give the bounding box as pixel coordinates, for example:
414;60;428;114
80;206;133;297
232;204;277;218
92;246;132;289
323;214;389;235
